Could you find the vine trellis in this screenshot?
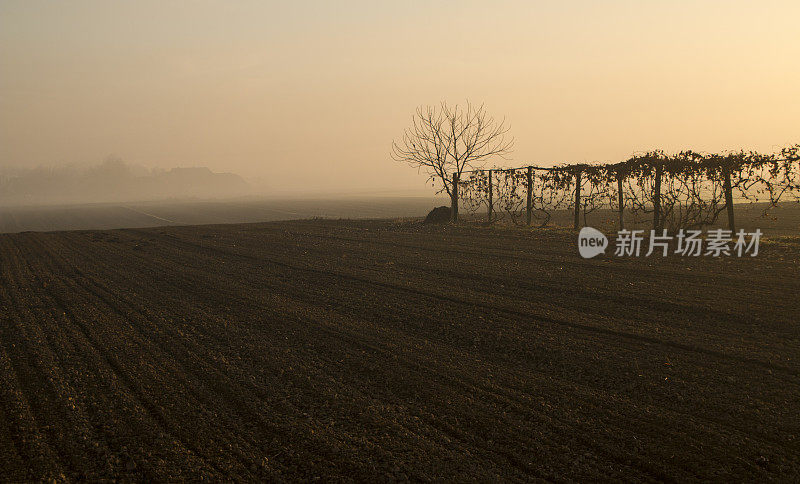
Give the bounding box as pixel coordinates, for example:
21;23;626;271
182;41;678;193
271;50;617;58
454;145;800;230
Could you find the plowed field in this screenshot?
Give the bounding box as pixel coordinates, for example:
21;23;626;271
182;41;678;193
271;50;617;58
1;220;798;481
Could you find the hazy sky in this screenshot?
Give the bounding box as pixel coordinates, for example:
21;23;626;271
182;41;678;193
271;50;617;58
1;1;798;195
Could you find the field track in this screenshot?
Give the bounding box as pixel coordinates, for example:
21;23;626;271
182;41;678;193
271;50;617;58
0;219;798;481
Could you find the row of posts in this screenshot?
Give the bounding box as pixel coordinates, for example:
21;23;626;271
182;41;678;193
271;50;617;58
451;166;737;231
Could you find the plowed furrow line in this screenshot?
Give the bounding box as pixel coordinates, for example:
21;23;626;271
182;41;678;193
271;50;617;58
38;233;388;477
24;234;258;478
114;227;800;450
307;321;716;481
0;237;94;478
62;233;575;478
142;230;798;377
134;229;792;474
11;236;233;479
204;226;796;333
0;341;54;480
99;234;688;479
216;225;800;341
8;239;142;478
55;234;470;477
303;286;798;468
205;224;795;286
0;240;61;480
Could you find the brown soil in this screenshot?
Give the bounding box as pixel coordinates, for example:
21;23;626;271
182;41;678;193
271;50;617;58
0;219;798;481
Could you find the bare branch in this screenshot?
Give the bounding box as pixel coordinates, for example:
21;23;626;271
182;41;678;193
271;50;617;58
392;101;514;197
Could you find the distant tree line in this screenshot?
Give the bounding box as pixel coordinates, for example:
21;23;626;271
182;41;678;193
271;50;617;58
0;157;249;206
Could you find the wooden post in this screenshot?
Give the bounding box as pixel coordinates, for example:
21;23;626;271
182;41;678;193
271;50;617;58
653;163;662;230
488;169;493;222
723;167;735;232
526;166;533;226
573;169;582;229
617;171;624;230
451;172;459;223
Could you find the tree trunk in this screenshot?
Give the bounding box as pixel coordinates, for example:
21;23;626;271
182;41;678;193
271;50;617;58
451;172;459;223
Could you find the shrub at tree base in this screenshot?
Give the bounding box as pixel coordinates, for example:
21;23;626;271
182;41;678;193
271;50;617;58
424;206;451;224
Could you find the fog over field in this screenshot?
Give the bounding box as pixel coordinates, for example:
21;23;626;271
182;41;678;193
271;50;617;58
0;196;449;233
2;1;799;205
0;158;252;206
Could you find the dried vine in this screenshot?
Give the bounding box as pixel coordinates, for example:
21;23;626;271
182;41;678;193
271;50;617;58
455;145;800;228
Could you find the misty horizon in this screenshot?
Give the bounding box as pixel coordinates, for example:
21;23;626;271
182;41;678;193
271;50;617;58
0;157;447;207
3;1;799;203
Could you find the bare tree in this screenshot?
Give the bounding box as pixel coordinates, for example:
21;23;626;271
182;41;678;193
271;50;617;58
392;101;514;200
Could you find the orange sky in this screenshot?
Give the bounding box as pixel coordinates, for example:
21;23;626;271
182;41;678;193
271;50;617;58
1;1;798;195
